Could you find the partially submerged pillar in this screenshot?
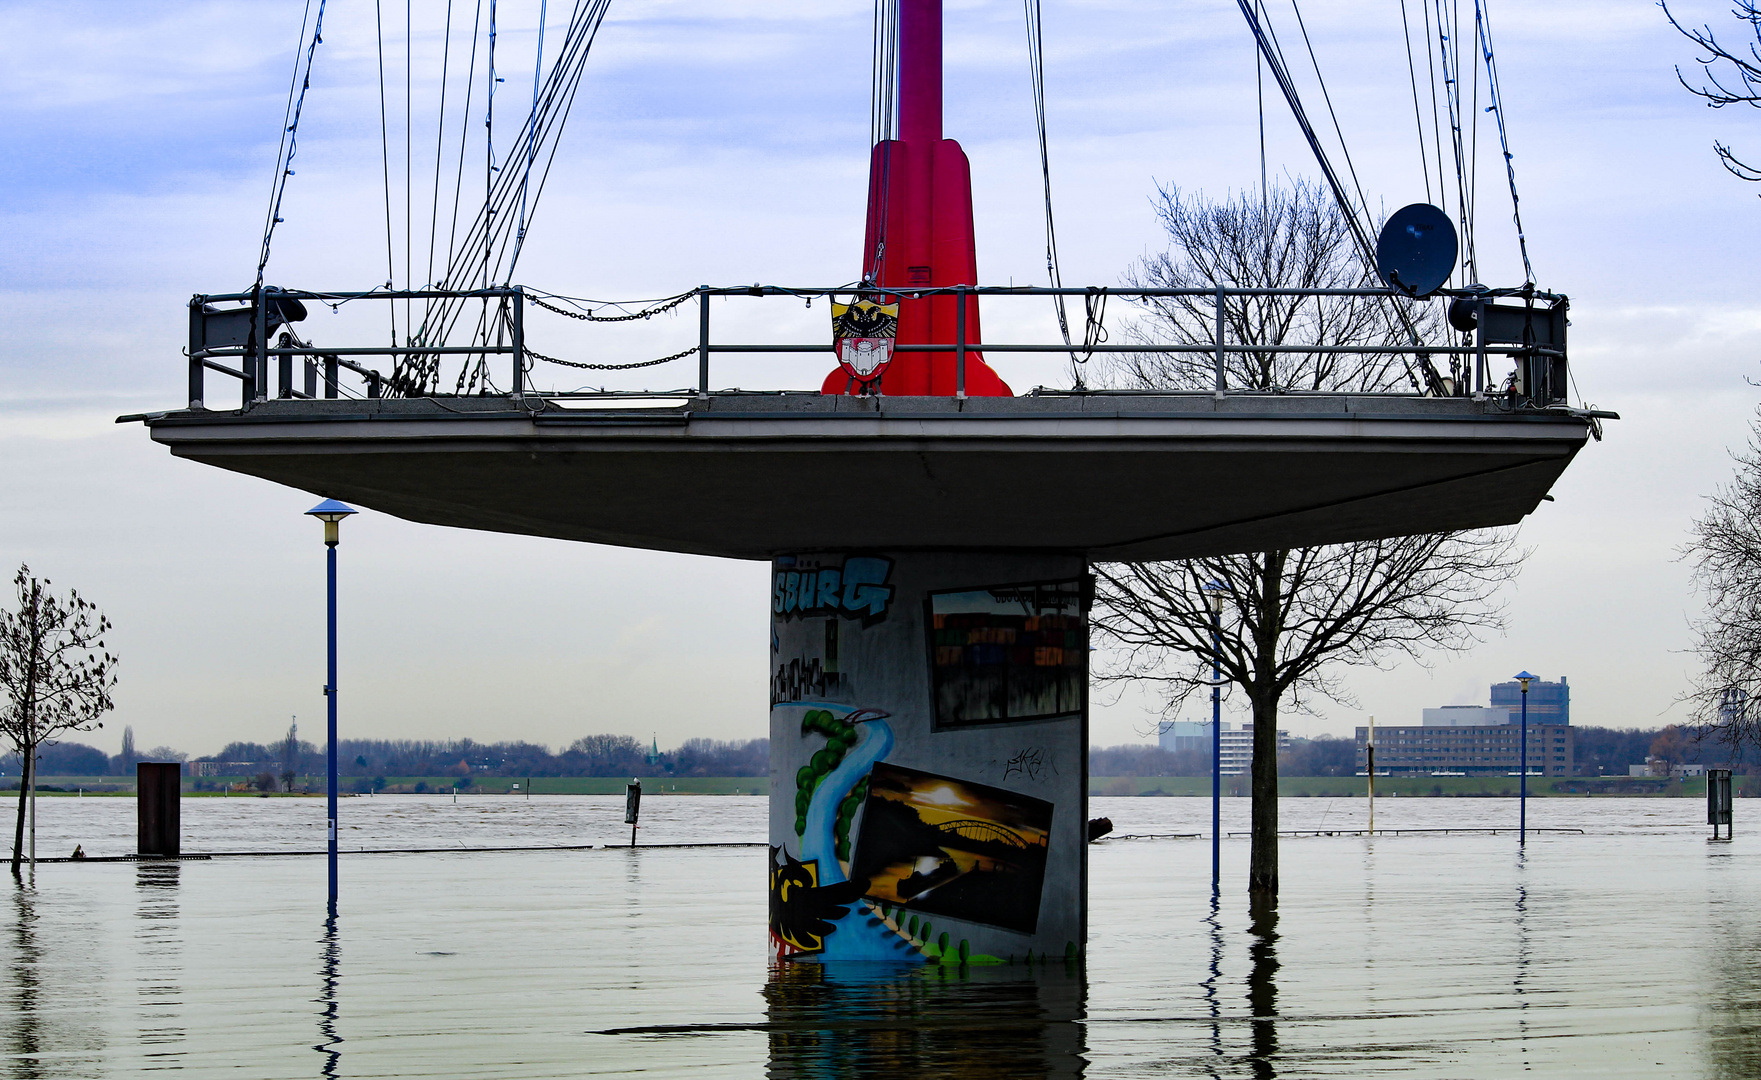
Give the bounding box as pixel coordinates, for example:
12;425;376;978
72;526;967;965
769;553;1088;964
137;762;181;857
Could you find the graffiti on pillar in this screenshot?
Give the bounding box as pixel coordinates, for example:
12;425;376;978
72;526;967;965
927;578;1088;729
851;763;1054;935
995;746;1059;783
771;620;848;706
773;555;895;625
768;848;868;954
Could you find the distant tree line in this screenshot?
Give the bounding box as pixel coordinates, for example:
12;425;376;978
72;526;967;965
8;725;1738;782
2;733;772;780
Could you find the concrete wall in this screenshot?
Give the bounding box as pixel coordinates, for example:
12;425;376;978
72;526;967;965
768;552;1088;965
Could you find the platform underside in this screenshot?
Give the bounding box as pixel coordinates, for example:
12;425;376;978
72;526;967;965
144;393;1591;561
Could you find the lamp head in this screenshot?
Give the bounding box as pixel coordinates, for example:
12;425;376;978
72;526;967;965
1203;580;1225;616
305;499;357;546
1514;670;1536;692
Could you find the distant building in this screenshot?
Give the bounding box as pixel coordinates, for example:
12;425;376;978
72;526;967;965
1356;722;1573;776
1421;705;1512;726
1156;720;1288;776
1489;675;1569;725
1157;720;1227;754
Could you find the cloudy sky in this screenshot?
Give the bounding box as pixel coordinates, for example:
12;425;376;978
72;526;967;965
2;0;1758;757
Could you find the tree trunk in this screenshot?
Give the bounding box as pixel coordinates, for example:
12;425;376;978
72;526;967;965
11;739;30;876
1248;691;1280;902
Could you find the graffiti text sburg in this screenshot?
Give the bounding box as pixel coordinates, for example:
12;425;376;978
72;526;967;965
773;557;894;623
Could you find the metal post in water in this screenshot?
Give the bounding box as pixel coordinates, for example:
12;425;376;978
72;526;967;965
1514;671;1535;847
1367;715;1375;835
306;500;357;913
1710;768;1733;839
626;778;642;848
1204;582;1224;892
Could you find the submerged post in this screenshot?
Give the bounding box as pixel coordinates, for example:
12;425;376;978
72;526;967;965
1367;715;1375;835
137;762;180;857
1514;671;1535;846
1205;581;1223;893
625;779;641;848
1710;768;1733;839
307;499;357;911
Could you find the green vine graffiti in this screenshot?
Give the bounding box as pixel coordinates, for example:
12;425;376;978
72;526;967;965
792;709;868;861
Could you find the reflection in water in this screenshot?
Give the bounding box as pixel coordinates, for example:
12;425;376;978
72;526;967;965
1204;898;1224;1078
135;862;186;1071
9;886;45;1080
1513;856;1530;1077
764;959;1087;1079
314;917;342;1076
1245;899;1279;1080
1703;839;1761;1079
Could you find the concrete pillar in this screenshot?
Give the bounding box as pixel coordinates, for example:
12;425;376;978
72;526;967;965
137;762;181;857
768;552;1088;965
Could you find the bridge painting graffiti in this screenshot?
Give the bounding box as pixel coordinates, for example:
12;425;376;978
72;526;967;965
850;763;1053;935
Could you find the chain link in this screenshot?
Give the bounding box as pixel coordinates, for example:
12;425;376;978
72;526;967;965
528;292;693;323
525;345;695;371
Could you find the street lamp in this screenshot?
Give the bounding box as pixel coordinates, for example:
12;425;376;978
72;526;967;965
1204;581;1226;895
1513;670;1535;846
306;498;357;911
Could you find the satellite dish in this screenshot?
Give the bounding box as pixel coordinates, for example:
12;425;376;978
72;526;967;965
1375;204;1458;298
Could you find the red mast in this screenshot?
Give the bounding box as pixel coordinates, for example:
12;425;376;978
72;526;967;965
821;0;1011;396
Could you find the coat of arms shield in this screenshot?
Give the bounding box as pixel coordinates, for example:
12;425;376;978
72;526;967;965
831;296;899;386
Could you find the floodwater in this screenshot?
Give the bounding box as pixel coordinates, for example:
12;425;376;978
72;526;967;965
0;793;1755;1078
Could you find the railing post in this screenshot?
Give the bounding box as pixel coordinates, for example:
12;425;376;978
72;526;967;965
251;285;267;405
698;287;711;395
955;285;967;399
511;289;525;397
304;360;318;399
1213;284;1226;398
1475;301;1488;399
188;296;205;410
324;354;339;399
277;332;293;398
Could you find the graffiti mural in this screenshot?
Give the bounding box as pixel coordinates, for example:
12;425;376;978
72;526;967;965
851;763;1054;935
927;579;1087;729
769;847;868;955
770;553;1087;966
773;555;894;625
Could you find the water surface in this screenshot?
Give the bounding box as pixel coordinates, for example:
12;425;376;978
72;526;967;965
1;795;1752;1077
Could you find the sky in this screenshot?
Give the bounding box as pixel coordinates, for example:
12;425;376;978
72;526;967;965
2;0;1759;758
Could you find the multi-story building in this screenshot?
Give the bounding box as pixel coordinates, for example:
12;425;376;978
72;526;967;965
1354;722;1572;776
1358;676;1574;776
1489;675;1569;725
1159;721;1289;776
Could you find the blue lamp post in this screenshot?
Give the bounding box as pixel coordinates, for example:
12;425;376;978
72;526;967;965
306;499;357;910
1204;581;1226;895
1513;670;1535;846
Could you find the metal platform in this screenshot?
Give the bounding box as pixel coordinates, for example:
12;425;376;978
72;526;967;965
140;391;1593;562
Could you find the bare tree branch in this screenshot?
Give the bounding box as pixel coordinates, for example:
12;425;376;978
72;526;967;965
1665;0;1761;181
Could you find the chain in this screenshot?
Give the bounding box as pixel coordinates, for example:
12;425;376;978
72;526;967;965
529;292;693;323
525;345;695;371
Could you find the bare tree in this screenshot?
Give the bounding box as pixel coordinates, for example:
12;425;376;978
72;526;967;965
1682;417;1761;752
1666;0;1761;182
0;566;117;874
1095;184;1524;905
280;720;299;793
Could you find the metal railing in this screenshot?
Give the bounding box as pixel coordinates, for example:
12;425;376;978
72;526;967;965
184;283;1569;409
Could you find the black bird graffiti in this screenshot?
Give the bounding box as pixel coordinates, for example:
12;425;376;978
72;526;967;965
769;846;869;954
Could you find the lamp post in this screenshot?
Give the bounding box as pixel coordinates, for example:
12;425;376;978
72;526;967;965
1513;670;1535;846
306;499;357;911
1205;581;1225;895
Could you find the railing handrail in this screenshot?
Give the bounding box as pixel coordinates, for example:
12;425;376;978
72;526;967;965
182;282;1568;411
